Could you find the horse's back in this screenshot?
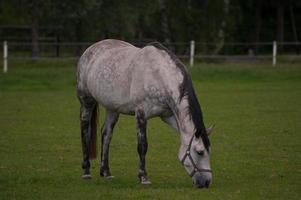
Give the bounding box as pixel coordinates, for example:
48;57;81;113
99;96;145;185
77;39;135;71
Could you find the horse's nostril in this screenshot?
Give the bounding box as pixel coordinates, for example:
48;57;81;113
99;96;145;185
192;174;211;189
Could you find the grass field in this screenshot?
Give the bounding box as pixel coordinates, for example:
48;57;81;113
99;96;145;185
0;60;300;199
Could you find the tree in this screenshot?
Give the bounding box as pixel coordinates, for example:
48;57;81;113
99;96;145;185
157;0;171;45
6;0;52;57
254;0;262;53
1;0;301;55
277;0;284;47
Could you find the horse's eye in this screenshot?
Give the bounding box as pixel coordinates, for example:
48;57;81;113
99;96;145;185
197;150;205;156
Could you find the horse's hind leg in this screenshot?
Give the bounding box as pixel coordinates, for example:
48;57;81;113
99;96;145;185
136;108;151;185
78;94;97;179
100;109;119;178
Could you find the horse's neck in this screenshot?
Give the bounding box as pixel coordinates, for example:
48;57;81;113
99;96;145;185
173;98;195;146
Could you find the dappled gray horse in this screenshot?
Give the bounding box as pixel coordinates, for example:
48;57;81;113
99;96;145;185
77;39;213;188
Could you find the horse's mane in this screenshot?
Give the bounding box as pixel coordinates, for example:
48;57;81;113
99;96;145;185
147;42;210;151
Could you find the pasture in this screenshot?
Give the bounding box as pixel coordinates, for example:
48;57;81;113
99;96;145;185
0;60;300;199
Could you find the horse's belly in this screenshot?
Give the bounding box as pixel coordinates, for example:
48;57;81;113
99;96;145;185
88;79;132;110
91;83;170;118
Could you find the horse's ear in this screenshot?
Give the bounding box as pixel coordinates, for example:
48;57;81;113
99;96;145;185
206;124;215;136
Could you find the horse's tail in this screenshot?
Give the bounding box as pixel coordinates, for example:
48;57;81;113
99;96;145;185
89;104;98;159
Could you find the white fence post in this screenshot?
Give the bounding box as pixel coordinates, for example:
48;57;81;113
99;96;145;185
272;41;277;67
3;41;8;73
190;40;195;67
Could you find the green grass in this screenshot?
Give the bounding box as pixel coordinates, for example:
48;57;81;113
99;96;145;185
0;60;300;199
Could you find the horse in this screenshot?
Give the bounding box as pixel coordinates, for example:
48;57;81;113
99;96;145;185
76;39;214;188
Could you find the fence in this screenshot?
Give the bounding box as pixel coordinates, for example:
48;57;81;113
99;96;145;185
2;40;301;73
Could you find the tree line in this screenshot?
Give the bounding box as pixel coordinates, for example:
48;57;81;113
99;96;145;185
0;0;300;57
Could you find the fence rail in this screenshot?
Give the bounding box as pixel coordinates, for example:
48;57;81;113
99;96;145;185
2;40;301;73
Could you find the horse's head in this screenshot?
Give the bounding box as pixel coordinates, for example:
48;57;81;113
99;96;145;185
179;125;214;188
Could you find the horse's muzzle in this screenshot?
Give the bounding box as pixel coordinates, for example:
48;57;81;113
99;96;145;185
192;173;212;189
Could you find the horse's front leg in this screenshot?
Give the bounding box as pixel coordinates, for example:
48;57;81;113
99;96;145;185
136;108;151;184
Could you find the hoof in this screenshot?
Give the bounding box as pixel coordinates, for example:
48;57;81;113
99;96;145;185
140;176;151;185
81;174;92;180
101;171;114;179
100;169;113;178
105;175;115;180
